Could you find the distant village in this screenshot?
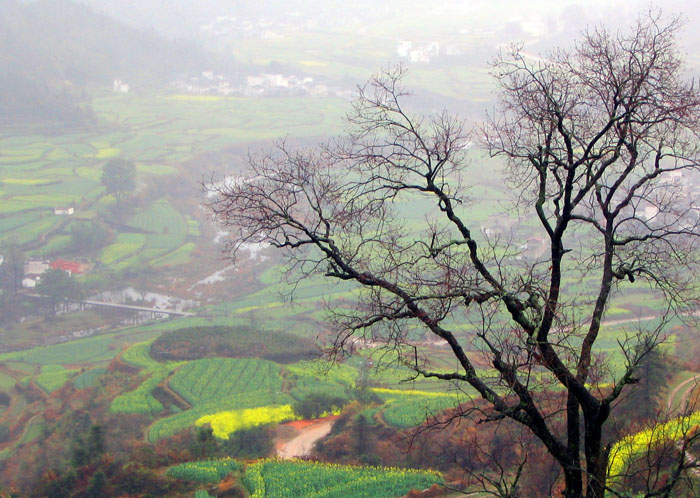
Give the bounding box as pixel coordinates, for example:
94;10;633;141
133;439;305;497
169;71;353;98
166;37;460;99
166;15;473;99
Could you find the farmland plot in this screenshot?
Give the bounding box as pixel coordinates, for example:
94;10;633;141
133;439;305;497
169;358;283;405
147;358;291;441
196;405;298;439
147;391;292;442
243;459;442;498
166;458;243;483
371;389;465;428
129;199;187;252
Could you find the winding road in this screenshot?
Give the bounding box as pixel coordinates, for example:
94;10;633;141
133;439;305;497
277;417;337;459
667;373;700;414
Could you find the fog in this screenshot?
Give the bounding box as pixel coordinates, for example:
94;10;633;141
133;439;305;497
1;0;700;495
4;0;700;126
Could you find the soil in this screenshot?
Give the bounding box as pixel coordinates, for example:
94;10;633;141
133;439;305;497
276;415;339;459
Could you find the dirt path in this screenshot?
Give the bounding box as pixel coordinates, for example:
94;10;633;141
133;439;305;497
665;374;700;479
667;373;700;413
276;416;337;459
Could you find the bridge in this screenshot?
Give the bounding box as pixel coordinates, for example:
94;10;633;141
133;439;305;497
26;294;195;317
75;299;196;317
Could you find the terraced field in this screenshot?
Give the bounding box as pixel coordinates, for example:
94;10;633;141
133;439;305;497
243;459;442;498
166;458;243;483
196;405;298;439
110;365;170;414
148;391;293;442
372;388;465;428
35;365;79;393
0;90;348;286
169;358;283;405
608;411;700;485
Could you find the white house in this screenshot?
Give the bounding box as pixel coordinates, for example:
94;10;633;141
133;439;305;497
54;207;74;215
113;79;130;93
22;277;37;289
396;41;412;57
410;49;431;63
24;260;49;276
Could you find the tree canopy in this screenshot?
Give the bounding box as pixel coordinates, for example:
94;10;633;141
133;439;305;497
210;13;700;498
36;268;82;315
101;158;136;202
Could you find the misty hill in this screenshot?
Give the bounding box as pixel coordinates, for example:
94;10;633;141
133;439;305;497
0;0;211;126
76;0;397;38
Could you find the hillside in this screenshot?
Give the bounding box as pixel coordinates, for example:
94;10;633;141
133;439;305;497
0;0;210;126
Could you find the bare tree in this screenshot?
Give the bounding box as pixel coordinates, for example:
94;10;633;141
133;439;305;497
209;13;700;498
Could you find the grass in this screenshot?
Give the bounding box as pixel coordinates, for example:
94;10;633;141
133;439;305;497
19;416;45;445
0;372;15;392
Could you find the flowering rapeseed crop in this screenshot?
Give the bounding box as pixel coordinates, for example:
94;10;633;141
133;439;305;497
608;411;700;481
195;405;298;439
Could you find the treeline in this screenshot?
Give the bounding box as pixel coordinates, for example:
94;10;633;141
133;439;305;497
0;0;211;126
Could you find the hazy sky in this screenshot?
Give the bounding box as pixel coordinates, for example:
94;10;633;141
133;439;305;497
72;0;700;37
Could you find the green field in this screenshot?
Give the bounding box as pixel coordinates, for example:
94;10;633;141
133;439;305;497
73;367;108;389
147;391;293;442
0;90;349;279
145;356;356;441
243;459;442;498
0;334;118;365
372;389;465;428
148;357;292;440
169;358;283;405
110;366;169;414
166;458;244;483
35;365;79;393
120;340;161;369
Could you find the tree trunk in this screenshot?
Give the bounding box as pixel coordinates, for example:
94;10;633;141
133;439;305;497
563;465;583;498
584;408;609;498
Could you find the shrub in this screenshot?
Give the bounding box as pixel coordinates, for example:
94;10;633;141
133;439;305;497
293;392;348;419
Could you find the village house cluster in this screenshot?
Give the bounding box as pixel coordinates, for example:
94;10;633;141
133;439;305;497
395;41;442;63
21;258;88;289
170;71;349;98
